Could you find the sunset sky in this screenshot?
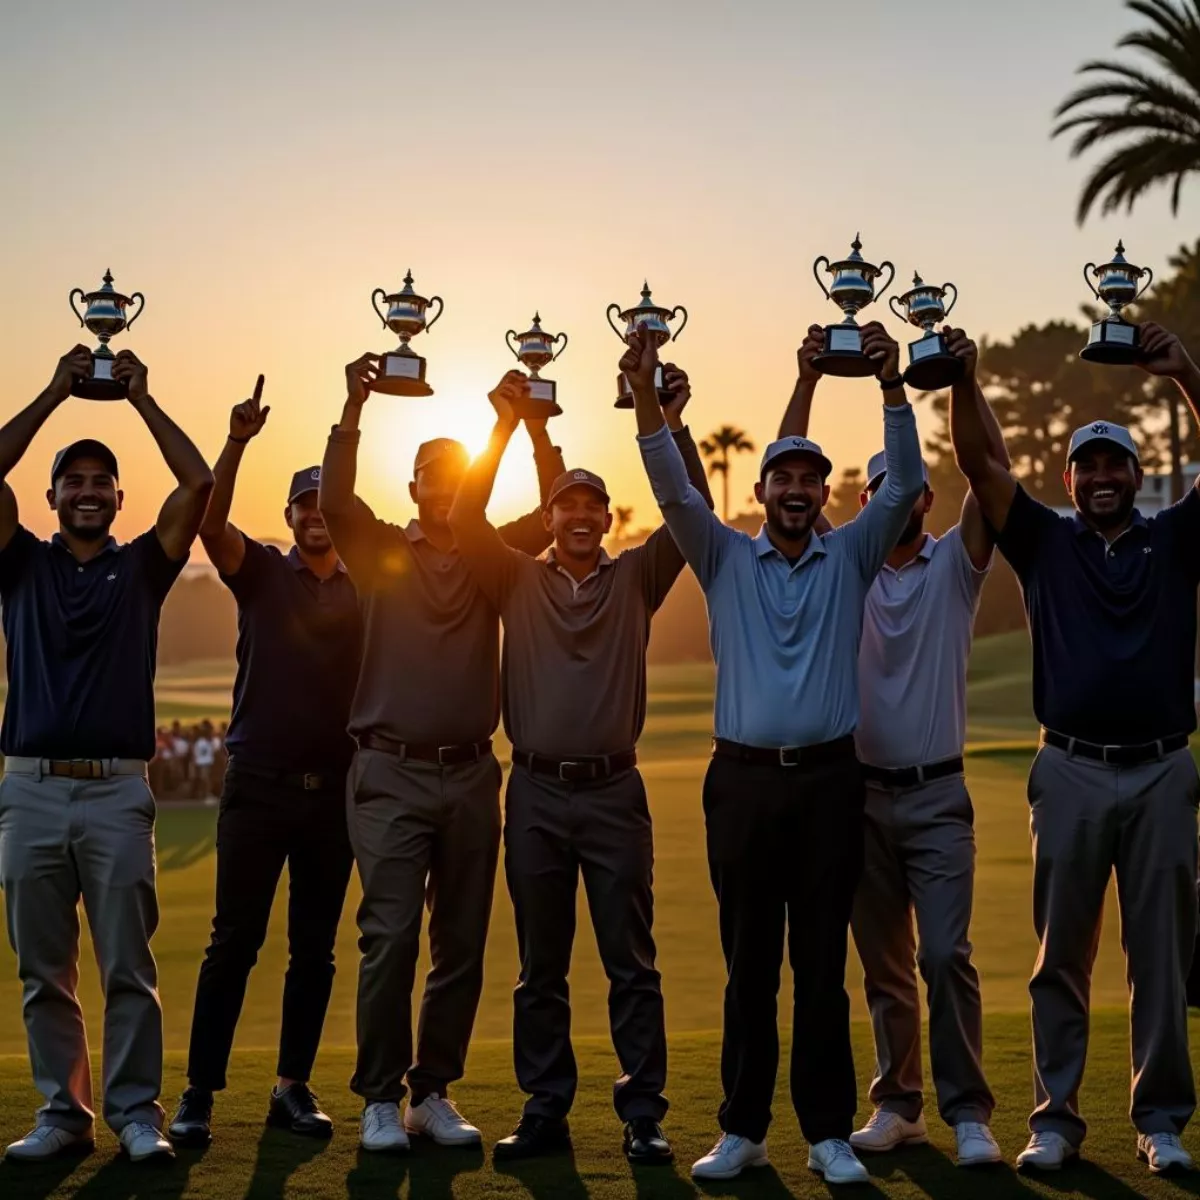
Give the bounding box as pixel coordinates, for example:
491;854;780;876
4;0;1199;554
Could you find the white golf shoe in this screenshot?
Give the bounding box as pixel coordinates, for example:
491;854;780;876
4;1125;94;1162
1138;1132;1194;1174
808;1138;870;1184
360;1101;411;1153
690;1133;769;1179
404;1094;482;1146
850;1109;928;1152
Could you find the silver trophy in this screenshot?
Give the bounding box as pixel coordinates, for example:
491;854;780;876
506;313;567;419
889;272;962;389
370;270;444;396
1081;241;1153;365
606;282;687;409
68;269;145;401
811;235;895;377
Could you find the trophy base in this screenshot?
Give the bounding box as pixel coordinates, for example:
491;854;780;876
1081;320;1140;365
903;335;965;390
71;355;127;401
813;325;877;378
614;366;672;409
511;377;562;420
372;349;434;397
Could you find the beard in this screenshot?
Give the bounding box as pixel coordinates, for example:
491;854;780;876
1080;486;1137;532
764;498;819;545
59;503;115;542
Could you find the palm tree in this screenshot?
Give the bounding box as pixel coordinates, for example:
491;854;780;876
699;426;756;522
1053;0;1200;224
612;505;634;541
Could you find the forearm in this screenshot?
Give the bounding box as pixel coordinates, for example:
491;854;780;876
0;389;64;482
201;439;246;539
319;423;360;515
950;377;995;481
1173;361;1200;431
134;395;212;492
975;381;1011;470
632;378;667;438
778;377;817;439
880;402;923;502
675;427;715;510
528;425;565;504
451;419;517;525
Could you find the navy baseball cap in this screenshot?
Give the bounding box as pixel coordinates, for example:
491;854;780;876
759;436;833;481
546;468;610;508
1067;420;1140;466
288;466;322;503
865;450;931;492
51;439;119;485
414;438;469;476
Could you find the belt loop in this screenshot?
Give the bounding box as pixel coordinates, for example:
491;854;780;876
101;759;114;780
1067;737;1077;760
1156;738;1165;761
915;764;926;785
34;758;44;783
397;743;408;764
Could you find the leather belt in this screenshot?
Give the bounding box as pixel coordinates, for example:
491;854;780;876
356;731;492;766
227;758;342;791
712;735;856;769
3;757;148;780
862;756;965;788
1041;728;1189;767
512;748;637;783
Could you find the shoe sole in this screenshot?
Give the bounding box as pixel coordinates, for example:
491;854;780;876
360;1138;412;1155
121;1147;175;1164
265;1114;334;1140
493;1140;572;1163
1138;1149;1193;1175
4;1141;95;1164
691;1155;769;1180
1016;1152;1078;1173
166;1128;212;1150
625;1150;675;1166
850;1134;929;1153
958;1151;1004;1167
808;1165;870;1184
404;1126;483;1147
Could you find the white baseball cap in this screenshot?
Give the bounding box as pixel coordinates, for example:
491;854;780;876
759;436;833;480
1066;421;1140;465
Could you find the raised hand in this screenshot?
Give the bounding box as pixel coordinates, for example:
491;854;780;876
619;325;660;397
797;325;826;383
1138;322;1195;379
860;321;901;381
113;349;150;404
230;374;270;442
488;369;529;428
661;362;691;425
345;353;381;407
942;326;978;381
47;345;94;402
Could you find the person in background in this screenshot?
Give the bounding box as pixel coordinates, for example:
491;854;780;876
0;346;212;1164
191;721;216;801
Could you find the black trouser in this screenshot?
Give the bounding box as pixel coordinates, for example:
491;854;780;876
505;764;668;1122
703;748;865;1145
186;761;354;1091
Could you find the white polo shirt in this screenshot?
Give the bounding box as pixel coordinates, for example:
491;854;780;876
855;525;989;770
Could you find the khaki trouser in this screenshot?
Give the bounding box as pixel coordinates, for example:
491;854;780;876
347;748;502;1103
850;775;994;1128
1028;744;1198;1145
0;764;163;1134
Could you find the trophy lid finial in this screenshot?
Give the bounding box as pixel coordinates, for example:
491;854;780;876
641;281;652;301
912;270;924;287
848;235;864;261
531;311;543;328
1115;240;1126;258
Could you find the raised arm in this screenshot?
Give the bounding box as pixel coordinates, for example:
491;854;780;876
113;351;214;562
0;346;93;551
944;327;1017;536
1140;323;1200;494
447;372;530;606
200;375;271;576
495;415;566;555
778;326;833;535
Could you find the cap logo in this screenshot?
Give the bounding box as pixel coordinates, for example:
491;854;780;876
573;470;588;481
1092;423;1109;435
310;468;320;480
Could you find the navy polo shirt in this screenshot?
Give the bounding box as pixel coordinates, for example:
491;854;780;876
0;526;186;760
996;484;1200;744
222;539;361;773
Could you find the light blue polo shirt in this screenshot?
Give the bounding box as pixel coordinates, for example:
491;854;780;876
856;525;989;769
638;403;924;748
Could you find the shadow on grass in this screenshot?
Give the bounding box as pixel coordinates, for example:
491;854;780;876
57;1144;200;1200
0;1145;94;1200
154;808;216;874
241;1126;330;1200
346;1141;486;1199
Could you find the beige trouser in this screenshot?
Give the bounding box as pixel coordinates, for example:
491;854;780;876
851;775;994;1128
0;763;163;1134
1028;744;1198;1144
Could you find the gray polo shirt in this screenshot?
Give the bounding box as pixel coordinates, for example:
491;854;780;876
639;403;924;748
855;525;989;769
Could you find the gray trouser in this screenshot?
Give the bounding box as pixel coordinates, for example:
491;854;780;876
505;764;667;1122
347;748;501;1103
0;766;163;1134
1028;744;1198;1144
850;775;994;1127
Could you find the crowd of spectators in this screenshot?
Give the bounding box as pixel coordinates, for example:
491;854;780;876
149;719;228;801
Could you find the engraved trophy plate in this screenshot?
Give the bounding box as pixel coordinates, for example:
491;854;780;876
888;271;963;390
506;313;566;418
811;235;894;379
68;269;145;401
1080;242;1152;365
371;270;443;396
607;282;687;408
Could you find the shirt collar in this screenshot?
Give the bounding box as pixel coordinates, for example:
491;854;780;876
542;546;615;589
753;525;827;566
1071;509;1148;538
51;533;118;560
404;519;426;543
287;545;347;575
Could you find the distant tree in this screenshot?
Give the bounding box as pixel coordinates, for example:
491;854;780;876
824;467;867;525
612;505;634;541
700;426;756;522
1054;0;1200;223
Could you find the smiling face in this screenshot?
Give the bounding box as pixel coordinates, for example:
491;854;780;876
542;485;612;562
1065;444;1142;532
409;455;466;533
285;491;332;555
753;454;830;544
46;456;122;541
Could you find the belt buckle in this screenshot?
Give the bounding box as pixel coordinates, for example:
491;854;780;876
778;747;799;768
437;745;457;766
558;761;579;782
69;760;100;780
302;773;321;791
1101;744;1123;765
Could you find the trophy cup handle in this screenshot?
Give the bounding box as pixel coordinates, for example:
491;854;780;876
888;295;906;322
1136;267;1155;303
873;261;896;305
505;330;522;361
371;288;389;328
124;292;146;331
606;304;626;341
812;258;831;301
68;288;87;328
941;282;958;320
550;331;569;362
425;296;445;332
668;306;688;341
1082;264;1099;300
